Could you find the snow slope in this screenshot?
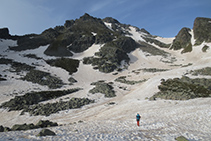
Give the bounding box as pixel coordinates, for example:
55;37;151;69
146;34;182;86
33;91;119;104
0;33;211;140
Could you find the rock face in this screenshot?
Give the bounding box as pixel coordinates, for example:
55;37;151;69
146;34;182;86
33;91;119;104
170;27;192;53
170;17;211;53
83;36;139;73
0;28;11;39
37;129;56;136
193;17;211;45
46;58;80;75
89;81;116;97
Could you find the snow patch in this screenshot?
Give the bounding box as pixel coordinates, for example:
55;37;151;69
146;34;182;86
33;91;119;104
104;22;113;31
91;32;97;36
155;36;174;44
126;26;146;42
72;44;102;60
189;29;196;45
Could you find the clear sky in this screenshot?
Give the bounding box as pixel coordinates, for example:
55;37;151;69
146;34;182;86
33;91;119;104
0;0;210;37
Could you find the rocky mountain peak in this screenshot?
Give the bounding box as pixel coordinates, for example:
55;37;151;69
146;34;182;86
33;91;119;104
170;27;192;51
193;17;211;45
0;28;11;39
103;17;120;24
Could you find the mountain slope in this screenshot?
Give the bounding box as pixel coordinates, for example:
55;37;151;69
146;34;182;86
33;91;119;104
0;15;211;140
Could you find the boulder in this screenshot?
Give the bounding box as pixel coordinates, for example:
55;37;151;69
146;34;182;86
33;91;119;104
37;129;56;136
36;120;58;128
11;123;36;131
0;126;4;132
175;136;189;141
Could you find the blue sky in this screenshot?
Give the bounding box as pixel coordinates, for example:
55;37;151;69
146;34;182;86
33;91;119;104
0;0;210;37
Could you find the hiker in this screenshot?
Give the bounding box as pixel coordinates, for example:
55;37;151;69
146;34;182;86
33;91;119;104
136;113;141;126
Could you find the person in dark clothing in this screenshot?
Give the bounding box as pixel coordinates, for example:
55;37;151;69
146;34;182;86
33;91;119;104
136;113;141;126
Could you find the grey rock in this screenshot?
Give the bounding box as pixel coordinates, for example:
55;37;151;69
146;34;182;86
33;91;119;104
37;129;56;136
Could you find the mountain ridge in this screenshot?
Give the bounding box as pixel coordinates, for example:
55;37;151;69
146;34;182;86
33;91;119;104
0;14;211;140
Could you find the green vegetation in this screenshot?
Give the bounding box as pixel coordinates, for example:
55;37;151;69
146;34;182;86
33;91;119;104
150;76;211;100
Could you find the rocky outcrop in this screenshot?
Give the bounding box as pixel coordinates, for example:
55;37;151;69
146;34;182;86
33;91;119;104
37;129;56;136
175;136;189;141
150;76;211;100
115;76;146;85
103;17;130;35
193;17;211;45
0;28;11;39
83;36;139;73
170;27;192;53
0;120;58;132
89;81;116;97
0;88;94;116
21;69;64;89
170;17;211;52
46;58;79;75
0;125;11;132
35;120;58;128
0;58;35;72
0;74;6;81
22;98;94;116
0;88;81;111
190;67;211;76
